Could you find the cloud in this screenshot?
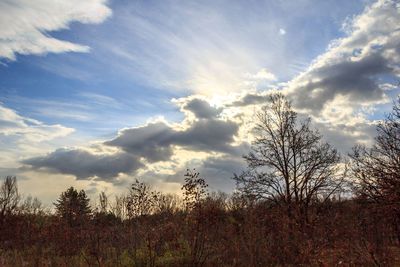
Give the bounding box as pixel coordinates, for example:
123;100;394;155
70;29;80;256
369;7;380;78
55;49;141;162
141;154;247;192
15;0;400;196
105;118;240;161
313;120;378;153
22;148;142;181
0;0;112;61
246;69;277;82
199;155;247;191
0;103;75;177
100;0;319;94
229;91;271;107
22;96;242;181
181;98;222;119
287;0;400;118
175;119;239;153
105;121;175;163
0;103;74;142
243;68;278;89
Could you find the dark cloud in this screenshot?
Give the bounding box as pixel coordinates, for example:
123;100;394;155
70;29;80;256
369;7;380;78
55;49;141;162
229;93;270;107
104;122;175;162
106;118;240;161
183;98;222;119
313;120;378;154
22;102;242;181
286;0;400;114
290;53;393;113
21;148;143;181
174;119;239;153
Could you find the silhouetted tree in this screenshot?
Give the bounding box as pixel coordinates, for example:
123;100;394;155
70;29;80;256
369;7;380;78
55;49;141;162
234;93;342;223
350;98;400;202
182;169;208;211
54;187;91;226
20;195;44;215
350;97;400;241
154;193;181;214
181;169;211;267
126;180;157;218
98;191;108;213
0;176;20;223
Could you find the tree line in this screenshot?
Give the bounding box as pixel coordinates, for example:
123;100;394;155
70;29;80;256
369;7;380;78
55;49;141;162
1;93;400;266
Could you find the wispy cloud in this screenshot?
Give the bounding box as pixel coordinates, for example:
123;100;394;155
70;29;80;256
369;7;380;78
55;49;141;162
0;103;74;142
78;92;123;109
96;0;334;94
0;0;111;61
0;102;74;174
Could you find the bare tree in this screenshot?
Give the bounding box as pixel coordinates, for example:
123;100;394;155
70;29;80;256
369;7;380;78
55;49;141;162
154;193;182;214
111;194;128;220
349;98;400;241
98;191;108;214
126;180;157;218
181;169;210;267
182;169;208;211
20;196;44;215
350;98;400;202
0;176;20;222
234;93;342;223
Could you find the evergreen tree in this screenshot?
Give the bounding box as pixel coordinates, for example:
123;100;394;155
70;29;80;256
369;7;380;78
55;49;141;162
54;187;91;226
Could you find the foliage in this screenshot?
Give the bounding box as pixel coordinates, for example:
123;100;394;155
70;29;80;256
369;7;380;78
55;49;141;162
182;169;208;211
126;179;159;218
54;186;91;226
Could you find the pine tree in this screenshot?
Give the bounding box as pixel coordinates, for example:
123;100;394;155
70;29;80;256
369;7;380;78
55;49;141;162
54;187;91;226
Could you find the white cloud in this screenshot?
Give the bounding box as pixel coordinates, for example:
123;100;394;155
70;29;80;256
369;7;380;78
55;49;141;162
0;0;112;61
0;103;74;171
0;104;74;142
246;68;277;81
242;68;277;90
286;0;399;124
279;28;286;35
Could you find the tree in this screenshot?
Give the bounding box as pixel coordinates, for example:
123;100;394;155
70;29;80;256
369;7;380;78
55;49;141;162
349;97;400;240
98;191;108;214
350;98;400;203
20;195;44;215
154;193;181;214
54;187;91;226
111;194;128;220
0;176;20;222
234;93;342;223
182;169;208;211
126;180;157;218
181;169;211;267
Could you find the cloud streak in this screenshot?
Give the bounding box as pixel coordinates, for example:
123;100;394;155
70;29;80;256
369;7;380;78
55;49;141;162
0;0;111;61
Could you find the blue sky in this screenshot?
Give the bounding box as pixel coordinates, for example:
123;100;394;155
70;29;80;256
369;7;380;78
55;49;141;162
0;0;399;205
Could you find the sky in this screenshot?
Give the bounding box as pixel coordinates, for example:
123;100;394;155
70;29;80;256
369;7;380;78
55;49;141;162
0;0;399;206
